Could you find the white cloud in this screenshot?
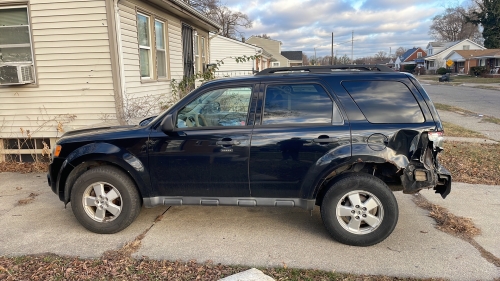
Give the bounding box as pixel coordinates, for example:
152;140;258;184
221;0;450;58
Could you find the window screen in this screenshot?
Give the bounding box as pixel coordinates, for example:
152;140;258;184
342;81;424;123
262;84;337;125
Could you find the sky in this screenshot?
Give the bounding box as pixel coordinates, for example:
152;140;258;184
222;0;470;59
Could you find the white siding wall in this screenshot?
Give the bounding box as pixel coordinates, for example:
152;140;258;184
0;0;116;138
118;0;209;120
210;36;257;76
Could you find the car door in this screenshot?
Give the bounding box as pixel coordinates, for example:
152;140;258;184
148;84;256;197
249;81;351;198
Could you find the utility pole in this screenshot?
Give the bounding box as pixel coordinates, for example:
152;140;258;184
314;48;317;65
331;32;334;65
351;31;354;63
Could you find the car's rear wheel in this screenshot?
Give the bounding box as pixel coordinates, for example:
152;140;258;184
70;166;141;234
320;173;398;246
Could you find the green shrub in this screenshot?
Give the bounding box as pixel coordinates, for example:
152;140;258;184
402;64;416;73
470;66;488;76
437;67;449;75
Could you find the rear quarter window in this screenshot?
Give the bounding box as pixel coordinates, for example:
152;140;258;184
342;80;425;123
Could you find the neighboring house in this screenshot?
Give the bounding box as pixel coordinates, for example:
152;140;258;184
281;51;303;66
424;39;485;73
209;35;271;77
472;49;500;75
394;48;426;71
0;0;219;162
246;36;290;67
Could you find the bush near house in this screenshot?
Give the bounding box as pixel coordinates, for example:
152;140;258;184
437;67;452;75
402;64;416;73
470;66;488;77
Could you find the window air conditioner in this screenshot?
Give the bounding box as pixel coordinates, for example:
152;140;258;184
0;64;34;85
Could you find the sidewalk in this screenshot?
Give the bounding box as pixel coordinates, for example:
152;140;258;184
439;110;500;142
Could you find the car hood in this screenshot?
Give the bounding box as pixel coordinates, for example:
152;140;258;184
58;124;140;144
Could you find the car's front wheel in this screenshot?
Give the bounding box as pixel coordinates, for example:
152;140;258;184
70;166;141;234
320;173;398;246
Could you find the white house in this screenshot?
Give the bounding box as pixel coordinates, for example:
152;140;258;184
0;0;220;162
246;36;290;67
424;39;485;73
209;35;271;77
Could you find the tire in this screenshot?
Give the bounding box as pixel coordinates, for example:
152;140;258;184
70;166;141;234
320;173;398;246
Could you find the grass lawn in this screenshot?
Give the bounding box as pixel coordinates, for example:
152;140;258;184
419;75;500;84
434;103;500;125
441;122;486;138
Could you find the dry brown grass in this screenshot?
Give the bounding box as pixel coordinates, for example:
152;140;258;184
441;122;486;138
413;195;480;239
439;141;500;185
0;162;48;173
413;195;500;267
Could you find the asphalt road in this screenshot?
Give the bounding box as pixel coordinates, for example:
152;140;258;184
0;173;498;281
422;84;500;119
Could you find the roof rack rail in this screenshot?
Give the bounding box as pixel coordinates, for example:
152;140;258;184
255;65;394;75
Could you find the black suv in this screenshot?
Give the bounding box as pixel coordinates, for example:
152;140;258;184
48;65;451;246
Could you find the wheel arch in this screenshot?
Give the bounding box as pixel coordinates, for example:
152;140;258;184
312;158;403;206
57;143;150;205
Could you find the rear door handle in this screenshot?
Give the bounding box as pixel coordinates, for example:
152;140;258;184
216;140;240;146
313;136;337;143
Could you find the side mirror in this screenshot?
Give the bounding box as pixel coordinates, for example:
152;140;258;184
160;114;175;134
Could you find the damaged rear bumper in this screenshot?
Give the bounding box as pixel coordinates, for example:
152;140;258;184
400;131;452;199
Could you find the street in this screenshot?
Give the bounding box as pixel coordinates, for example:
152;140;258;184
422;84;500;118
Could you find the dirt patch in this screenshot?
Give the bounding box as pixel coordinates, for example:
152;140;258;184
0;162;48;174
413;195;500;267
17;193;39;206
439;141;500;185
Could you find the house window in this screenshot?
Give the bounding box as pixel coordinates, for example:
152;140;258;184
463;45;470;50
272;62;280;67
193;33;199;73
137;13;169;80
201;36;206;67
137;13;152;78
417;52;422;58
0;6;35;83
155;19;167;78
428;49;432;55
429;61;435;68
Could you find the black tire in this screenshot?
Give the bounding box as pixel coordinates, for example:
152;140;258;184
70;166;141;234
320;173;398;246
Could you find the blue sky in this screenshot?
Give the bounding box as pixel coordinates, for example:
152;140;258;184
222;0;470;58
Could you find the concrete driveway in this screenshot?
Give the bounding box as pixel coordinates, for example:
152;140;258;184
0;172;498;281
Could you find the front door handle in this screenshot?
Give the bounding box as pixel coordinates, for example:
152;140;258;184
216;140;240;146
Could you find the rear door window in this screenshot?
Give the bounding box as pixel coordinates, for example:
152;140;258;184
342;81;425;123
262;84;342;125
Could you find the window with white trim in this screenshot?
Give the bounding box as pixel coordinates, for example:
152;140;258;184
0;6;35;84
194;33;199;73
0;7;33;64
155;19;167;78
417;52;422;58
463;45;470;50
137;13;152;78
201;36;206;66
272;62;280;67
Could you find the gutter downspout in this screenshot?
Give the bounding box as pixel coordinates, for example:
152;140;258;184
114;0;127;124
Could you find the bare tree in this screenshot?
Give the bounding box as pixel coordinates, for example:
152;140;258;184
374;51;388;61
394;47;407;58
185;0;253;40
429;6;482;43
302;53;309;65
255;34;272;39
